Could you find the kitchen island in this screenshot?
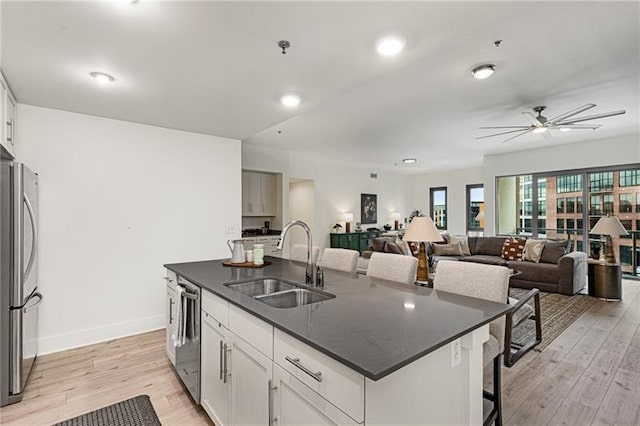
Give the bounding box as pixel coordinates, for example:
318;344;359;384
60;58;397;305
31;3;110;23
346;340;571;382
165;257;510;425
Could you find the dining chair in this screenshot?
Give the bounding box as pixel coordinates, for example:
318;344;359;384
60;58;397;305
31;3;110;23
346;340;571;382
289;244;320;264
366;252;418;285
319;248;359;274
433;261;509;426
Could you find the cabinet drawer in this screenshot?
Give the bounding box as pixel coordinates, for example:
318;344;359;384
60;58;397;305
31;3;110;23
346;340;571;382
274;329;364;422
202;290;229;328
228;304;273;359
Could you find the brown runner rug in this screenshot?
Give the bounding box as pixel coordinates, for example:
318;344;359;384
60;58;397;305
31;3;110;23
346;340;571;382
509;288;597;352
53;395;161;426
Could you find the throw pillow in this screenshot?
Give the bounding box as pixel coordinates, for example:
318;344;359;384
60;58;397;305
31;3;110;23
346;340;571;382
501;238;526;261
540;240;570;264
384;241;404;255
371;238;387;252
433;232;449;245
523;239;545;263
432;242;464;256
449;235;471;256
395;237;409;255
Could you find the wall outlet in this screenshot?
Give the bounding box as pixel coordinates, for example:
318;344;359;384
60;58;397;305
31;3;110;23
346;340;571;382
225;225;235;235
451;339;461;368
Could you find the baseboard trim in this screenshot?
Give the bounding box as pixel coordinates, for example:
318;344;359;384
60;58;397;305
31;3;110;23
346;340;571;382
38;314;165;355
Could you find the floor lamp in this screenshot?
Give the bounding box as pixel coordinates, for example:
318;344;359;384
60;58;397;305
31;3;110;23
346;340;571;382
591;216;628;264
403;216;444;281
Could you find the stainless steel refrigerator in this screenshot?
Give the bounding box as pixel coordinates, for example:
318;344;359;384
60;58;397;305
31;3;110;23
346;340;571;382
0;161;42;406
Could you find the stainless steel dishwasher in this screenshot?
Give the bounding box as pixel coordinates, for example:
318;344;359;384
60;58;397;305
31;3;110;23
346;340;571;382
174;277;201;403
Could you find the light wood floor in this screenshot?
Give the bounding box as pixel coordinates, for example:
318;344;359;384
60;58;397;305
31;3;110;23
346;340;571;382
1;280;639;425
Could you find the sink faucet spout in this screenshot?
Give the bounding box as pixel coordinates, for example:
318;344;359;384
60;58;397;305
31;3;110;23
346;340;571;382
277;220;314;285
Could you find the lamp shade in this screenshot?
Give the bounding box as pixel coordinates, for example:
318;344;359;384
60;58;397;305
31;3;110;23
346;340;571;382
403;216;444;242
390;212;402;220
591;216;629;237
341;213;354;222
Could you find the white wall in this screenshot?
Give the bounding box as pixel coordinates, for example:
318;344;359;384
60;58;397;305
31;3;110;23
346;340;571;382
242;145;410;249
288;179;315;248
483;134;640;235
407;167;484;235
16;104;241;354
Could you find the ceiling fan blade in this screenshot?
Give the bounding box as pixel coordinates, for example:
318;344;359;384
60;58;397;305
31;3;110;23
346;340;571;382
557;110;626;125
539;129;552;139
476;128;533;140
548;104;596;124
522;111;543;125
553;124;602;130
500;130;532;144
479;126;531;129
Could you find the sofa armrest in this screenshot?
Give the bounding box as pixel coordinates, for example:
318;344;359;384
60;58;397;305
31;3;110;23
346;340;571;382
558;251;588;295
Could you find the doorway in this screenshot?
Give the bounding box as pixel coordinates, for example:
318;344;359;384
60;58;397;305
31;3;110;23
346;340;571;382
288;178;316;257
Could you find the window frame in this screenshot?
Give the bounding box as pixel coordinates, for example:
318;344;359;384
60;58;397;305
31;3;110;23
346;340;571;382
430;186;448;231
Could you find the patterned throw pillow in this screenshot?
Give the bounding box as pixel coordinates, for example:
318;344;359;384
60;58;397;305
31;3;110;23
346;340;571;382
501;238;526;261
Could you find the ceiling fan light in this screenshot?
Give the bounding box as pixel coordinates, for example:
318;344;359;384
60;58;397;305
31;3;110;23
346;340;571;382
402;158;417;164
532;127;548;134
375;35;406;57
471;64;496;80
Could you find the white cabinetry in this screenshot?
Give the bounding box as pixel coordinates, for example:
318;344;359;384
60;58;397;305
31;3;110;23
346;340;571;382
0;74;17;159
272;364;358;426
242;172;276;217
201;291;274;426
164;271;177;365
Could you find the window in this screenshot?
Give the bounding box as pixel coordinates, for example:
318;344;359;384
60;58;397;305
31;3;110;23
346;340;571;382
620;246;633;266
604;194;614;215
620;193;633;213
557;219;565;233
637;193;640;213
577;196;584;213
430;187;447;230
566;197;575;214
538;200;546;216
557;198;565;214
522;184;532;199
521;201;532;216
538;219;547;233
537;179;547;198
567;219;575;230
523;219;532;233
589;172;614;192
557;175;582;193
577;219;584;232
621;220;632;233
466;184;484;233
590;195;601;215
619;169;640;187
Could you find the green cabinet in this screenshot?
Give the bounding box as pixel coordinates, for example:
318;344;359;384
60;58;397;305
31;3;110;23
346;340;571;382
330;232;375;254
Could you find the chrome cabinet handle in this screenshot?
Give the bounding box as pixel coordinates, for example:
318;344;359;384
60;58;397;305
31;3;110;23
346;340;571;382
285;356;323;382
223;343;231;383
219;340;224;380
169;299;174;324
6;119;12;143
268;379;278;425
163;276;174;283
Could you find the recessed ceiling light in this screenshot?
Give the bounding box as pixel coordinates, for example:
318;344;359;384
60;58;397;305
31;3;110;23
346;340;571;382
471;64;496;80
402;158;417;164
375;35;406;57
280;94;301;108
90;72;115;84
560;128;572;132
532;127;548;134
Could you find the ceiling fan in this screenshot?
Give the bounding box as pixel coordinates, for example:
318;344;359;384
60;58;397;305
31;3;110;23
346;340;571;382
477;104;626;144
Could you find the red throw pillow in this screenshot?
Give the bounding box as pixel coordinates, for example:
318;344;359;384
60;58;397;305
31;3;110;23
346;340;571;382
501;238;526;261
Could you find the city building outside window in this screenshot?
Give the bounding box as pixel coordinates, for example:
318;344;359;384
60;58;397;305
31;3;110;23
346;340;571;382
430;187;447;230
620;193;633;213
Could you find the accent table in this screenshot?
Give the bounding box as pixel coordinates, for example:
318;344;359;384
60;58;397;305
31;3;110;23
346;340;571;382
587;260;622;301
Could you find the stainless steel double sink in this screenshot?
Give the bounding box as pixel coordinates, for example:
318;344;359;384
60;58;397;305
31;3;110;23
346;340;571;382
224;278;335;309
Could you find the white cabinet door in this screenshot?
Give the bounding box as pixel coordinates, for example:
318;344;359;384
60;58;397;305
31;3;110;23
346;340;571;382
260;173;276;216
242;172;261;216
165;285;176;364
1;79;16;159
273;364;358;426
201;312;230;426
229;335;273;426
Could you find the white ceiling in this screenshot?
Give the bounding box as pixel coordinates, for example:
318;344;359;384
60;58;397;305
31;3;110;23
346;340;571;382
2;1;639;173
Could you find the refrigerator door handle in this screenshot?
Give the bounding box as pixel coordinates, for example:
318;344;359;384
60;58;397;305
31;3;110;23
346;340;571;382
23;292;43;313
23;193;38;283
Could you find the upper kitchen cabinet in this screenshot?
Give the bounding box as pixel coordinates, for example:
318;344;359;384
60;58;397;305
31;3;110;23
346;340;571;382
0;73;17;159
242;171;276;217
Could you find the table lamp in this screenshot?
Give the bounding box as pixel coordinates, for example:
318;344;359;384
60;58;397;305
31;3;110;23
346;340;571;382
591;216;628;264
403;216;444;281
341;213;354;233
390;212;402;230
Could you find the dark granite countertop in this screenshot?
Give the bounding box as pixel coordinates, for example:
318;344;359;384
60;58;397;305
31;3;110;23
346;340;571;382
241;230;282;237
164;257;511;381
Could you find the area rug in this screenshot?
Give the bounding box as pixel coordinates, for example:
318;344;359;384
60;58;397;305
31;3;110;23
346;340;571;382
509;288;597;352
53;395;161;426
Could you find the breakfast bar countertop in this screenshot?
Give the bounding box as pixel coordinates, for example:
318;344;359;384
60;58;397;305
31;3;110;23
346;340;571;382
164;257;510;381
